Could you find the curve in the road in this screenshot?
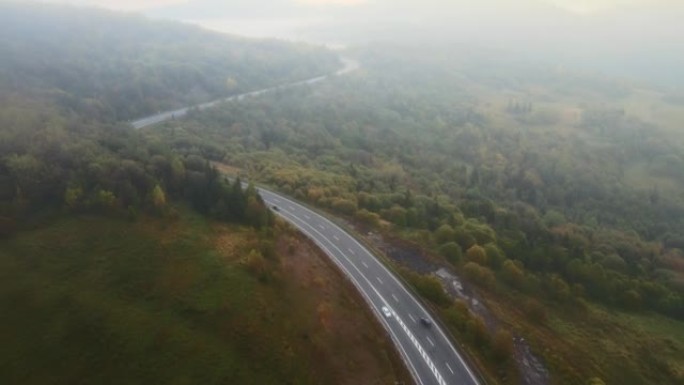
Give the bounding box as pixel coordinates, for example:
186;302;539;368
258;187;480;385
130;50;479;384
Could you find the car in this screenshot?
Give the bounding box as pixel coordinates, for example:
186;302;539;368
419;317;432;327
271;205;279;211
381;306;392;318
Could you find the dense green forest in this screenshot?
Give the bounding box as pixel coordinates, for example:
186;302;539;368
148;43;684;384
2;2;683;384
0;3;340;231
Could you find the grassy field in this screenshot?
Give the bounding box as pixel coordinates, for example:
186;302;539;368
479;288;684;385
0;208;408;385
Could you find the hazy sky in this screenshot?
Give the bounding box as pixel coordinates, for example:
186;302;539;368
39;0;683;14
37;1;684;66
35;0;684;85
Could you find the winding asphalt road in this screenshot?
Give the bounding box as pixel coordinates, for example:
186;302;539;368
130;58;359;129
133;56;480;385
259;188;480;385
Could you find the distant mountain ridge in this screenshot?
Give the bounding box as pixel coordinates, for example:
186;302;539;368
0;2;339;121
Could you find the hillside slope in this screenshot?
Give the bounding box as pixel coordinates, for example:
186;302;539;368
0;5;408;385
0;210;408;385
0;2;338;121
149;43;684;384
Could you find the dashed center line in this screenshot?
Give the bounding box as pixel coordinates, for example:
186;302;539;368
392;294;399;302
446;362;455;375
427;336;435;347
362;261;369;268
347;248;356;255
318;224;325;230
376;277;384;285
304;214;311;220
333;235;340;241
408;313;416;323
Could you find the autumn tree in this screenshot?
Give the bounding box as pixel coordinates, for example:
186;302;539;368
466;245;488;266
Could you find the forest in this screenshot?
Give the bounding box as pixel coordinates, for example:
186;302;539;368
0;2;340;233
147;43;684;384
0;8;409;384
2;2;684;385
0;3;339;122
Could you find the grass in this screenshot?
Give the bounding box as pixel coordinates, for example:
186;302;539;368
479;288;684;385
0;208;408;385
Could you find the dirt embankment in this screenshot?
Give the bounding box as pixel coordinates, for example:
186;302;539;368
277;226;414;385
366;232;550;385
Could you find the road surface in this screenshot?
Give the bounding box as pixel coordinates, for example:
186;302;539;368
130;58;359;129
258;188;480;385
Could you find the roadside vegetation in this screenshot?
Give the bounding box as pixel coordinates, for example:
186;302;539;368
152;43;684;384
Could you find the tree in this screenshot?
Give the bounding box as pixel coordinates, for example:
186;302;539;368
151;184;166;210
356;209;380;227
466;315;489;346
466;245;488;266
484;243;505;268
245;195;268;229
384;205;407;227
64;186;83;210
463;262;496;288
93;189;117;211
454;227;476;251
546;274;571;302
500;260;525;289
440;242;462;265
434;224;455;245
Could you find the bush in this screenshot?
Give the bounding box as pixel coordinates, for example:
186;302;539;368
434;224;455;245
523;298;547;324
355;209;380;227
492;329;514;362
404;269;451;307
439;242;463;265
463;262;496;288
331;198;357;216
466;245;488;266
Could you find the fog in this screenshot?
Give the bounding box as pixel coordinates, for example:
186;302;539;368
39;0;684;85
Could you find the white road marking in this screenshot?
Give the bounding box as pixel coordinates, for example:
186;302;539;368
274;211;428;385
408;313;416;323
300;200;480;384
392;294;399;303
362;261;369;268
427;336;435;347
333;235;340;241
347;248;355;255
304;214;311;220
318;224;325;230
376;277;384;285
446;362;455;375
255;191;455;385
273;198;280;202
